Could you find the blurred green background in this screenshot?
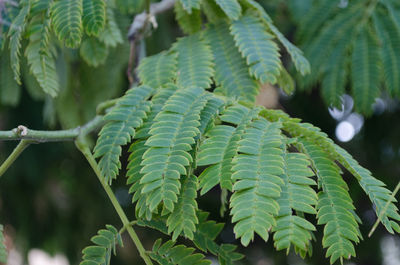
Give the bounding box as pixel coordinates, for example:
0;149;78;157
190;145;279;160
1;0;400;264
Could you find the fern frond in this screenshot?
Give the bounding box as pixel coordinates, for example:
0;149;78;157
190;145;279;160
321;40;348;108
273;151;317;253
137;52;177;88
94;85;152;184
0;51;21;106
8;3;30;84
98;6;123;47
150;239;211;265
80;225;123;265
382;0;400;30
51;0;83;48
205;23;259;102
373;10;400;97
192;211;224;254
115;0;145;14
140;87;209;212
351;25;380;115
198;96;225;135
197;105;260;194
218;244;244;265
25;11;59;97
334;145;400;233
201;0;226;23
214;0;241;20
82;0;106;36
80;37;109;67
230;14;281;84
300;140;361;264
230;118;284;246
167;174;198;240
175;1;201;34
277;68;295;96
178;0;201;13
245;0;310;75
0;225;6;264
173;34;214;89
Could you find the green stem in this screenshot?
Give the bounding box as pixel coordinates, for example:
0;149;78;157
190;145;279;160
96;99;119;115
368;181;400;237
0;140;32;178
76;142;153;265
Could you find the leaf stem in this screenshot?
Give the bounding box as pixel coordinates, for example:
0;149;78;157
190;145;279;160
0;140;32;178
76;142;153;265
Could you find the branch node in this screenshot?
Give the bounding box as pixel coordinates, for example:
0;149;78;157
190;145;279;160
16;125;28;137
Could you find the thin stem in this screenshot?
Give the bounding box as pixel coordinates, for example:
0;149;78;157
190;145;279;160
76;143;153;265
96;99;119;115
0;140;32;178
368;181;400;237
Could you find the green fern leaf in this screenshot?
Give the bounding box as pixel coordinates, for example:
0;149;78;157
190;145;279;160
80;225;123;265
25;12;59;97
0;51;21;106
351;25;381;115
115;0;145;14
321;39;348;108
0;225;6;264
178;0;201;13
201;0;226;23
98;6;123;47
334;145;400;233
192;211;224;254
80;37;109;67
273;151;317;253
141;87;209;212
245;0;310;75
150;239;211;265
198;96;225;135
382;0;400;30
215;0;241;20
167;174;199;240
197;105;260;194
230;14;281;84
277;68;295;96
175;1;201;34
205;23;259;102
83;0;106;36
173;34;214;89
137;52;177;88
51;0;83;48
301;6;362;89
373;10;400;97
8;3;30;84
230;118;284;246
94;85;152;184
218;244;244;265
300;140;361;265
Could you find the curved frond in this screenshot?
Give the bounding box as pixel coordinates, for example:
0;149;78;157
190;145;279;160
230;14;281;84
167;174;198;240
205;23;259;102
201;0;226;23
94;85;153;184
51;0;83;48
150;239;211;265
83;0;106;36
140;87;209;212
214;0;241;20
273;151;317;254
351;25;380;115
80;225;123;265
0;51;21;106
0;225;6;264
197;105;260;194
178;0;201;13
300;140;361;265
173;34;214;89
80;37;109;67
25;10;59;97
334;145;400;233
245;0;310;75
198;96;225;135
373;10;400;97
230;118;284;246
8;3;30;84
98;6;123;47
175;1;201;34
137;52;177;88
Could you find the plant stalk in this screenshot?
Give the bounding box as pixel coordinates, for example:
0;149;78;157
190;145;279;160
0;140;32;178
76;142;153;265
